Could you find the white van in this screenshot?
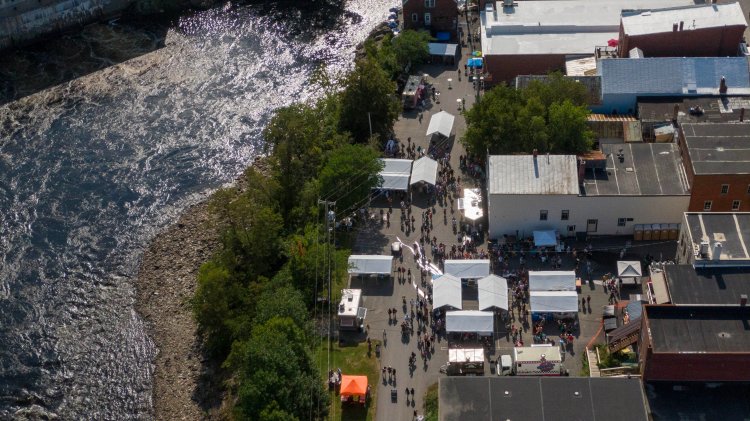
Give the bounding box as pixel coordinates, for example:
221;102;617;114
511;345;566;376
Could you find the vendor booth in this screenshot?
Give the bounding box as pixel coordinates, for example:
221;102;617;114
377;159;412;191
410;156;438;186
402;75;424;110
348;255;394;277
533;230;558;247
428;42;459;64
433;273;462;310
529;271;577;291
426;111;455;139
477;274;508;311
446;310;494;335
457;188;483;223
617;261;643;286
446;348;485;375
529;290;579;322
444;259;490;280
339;375;369;404
337;289;366;331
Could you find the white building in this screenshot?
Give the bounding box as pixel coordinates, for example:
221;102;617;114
487;143;690;239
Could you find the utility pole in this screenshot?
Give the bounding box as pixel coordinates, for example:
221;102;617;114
318;199;336;378
367;112;373;138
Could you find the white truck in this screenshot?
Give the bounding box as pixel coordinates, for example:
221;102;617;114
501;345;566;376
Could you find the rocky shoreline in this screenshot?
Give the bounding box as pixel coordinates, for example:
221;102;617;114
134;198;222;420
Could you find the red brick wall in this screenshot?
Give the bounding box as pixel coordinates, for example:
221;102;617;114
484;54;567;85
620;25;746;58
403;0;459;38
687;174;750;212
643;352;750;382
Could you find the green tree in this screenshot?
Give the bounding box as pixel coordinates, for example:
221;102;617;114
339;57;399;142
392;29;432;70
318;144;383;215
547;100;593;153
462;86;524;155
523;71;588;108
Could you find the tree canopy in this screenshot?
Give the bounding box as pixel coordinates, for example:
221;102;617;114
339;57;399;142
462;73;593;155
391;30;432;70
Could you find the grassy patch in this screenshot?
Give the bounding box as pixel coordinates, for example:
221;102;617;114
423;382;439;421
316;338;381;421
580;350;590;377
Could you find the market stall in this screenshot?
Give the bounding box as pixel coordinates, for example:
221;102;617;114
433;273;463;309
339;375;369;404
529;290;579;322
348;255;394;277
617;260;643;286
533;230;558;247
444;259;490;280
529;271;577;291
426;111;455;139
410;156;438;186
446;310;494;335
477;274;508;311
457;188;483;223
446;348;485;375
377;158;412;191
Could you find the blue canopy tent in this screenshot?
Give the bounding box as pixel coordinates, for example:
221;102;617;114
467;57;483;68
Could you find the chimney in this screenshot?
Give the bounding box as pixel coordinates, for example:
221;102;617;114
673;22;678;32
679;21;684;31
712;242;723;261
673;104;679;121
578;159;586;185
741;107;745;122
720;76;728;94
533;148;538;159
741;294;748;307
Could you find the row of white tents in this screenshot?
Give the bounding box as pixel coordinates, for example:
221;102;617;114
378;157;439;191
433;273;508;312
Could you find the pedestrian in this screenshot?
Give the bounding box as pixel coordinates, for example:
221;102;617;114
586;295;591;306
405;387;410;396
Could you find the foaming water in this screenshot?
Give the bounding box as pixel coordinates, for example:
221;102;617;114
0;1;397;418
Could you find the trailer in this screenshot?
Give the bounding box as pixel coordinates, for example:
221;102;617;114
402;75;424;110
511;345;566;376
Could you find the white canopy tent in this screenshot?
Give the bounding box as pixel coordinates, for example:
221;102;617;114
529;271;577;291
433;274;463;309
457;188;483;222
444;259;490;279
426;111;455;138
477;274;508;311
617;261;642;278
410;156;438;186
448;348;484;363
529;291;579;314
533;230;558;247
428;42;458;58
446;310;494;334
378;158;412;191
347;255;394;275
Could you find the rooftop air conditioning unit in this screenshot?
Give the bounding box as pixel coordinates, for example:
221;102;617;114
699;241;710;258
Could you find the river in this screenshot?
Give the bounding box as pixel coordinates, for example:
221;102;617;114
0;1;396;418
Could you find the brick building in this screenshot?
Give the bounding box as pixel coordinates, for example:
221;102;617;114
639;305;750;382
402;0;458;39
678;123;750;212
618;3;747;58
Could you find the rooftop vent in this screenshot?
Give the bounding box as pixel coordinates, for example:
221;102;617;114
699;240;710;258
712;241;723;261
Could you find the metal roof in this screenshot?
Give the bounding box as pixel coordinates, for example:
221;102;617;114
645;305;750;353
488;154;578;195
621;3;747;37
681;123;750;175
439;377;648;421
427;42;458;57
599;57;750;96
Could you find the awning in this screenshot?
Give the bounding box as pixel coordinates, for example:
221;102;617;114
433;274;463;309
348;255;394;275
617;261;642;278
410;156;438;185
477;274;508;311
459;188;483;221
467;57;483;68
340;375;368;396
448;348;484;363
529;271;577;291
428;42;458;57
446;310;494;334
529;291;579;313
435;32;451;42
533;230;557;247
426;111;455;138
444;259;490;279
377;158;412;191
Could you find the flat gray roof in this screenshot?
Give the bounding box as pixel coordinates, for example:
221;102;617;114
439;377;648;421
664;264;750;305
681;123;750;175
645;305;750;353
638;96;750;123
582;143;689;196
685;212;750;261
489;154;578;195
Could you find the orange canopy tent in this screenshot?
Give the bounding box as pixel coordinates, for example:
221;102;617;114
339;375;368;397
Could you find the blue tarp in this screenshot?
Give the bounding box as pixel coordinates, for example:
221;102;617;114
436;32;451;41
467;57;483;68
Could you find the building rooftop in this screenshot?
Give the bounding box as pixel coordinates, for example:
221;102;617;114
480;0;695;56
664;264;750;305
621;2;747;37
599;57;750;96
439;377;648;421
681;123;750;175
488;154;579;195
638;96;750;123
644;305;750;353
684;212;750;264
646;381;750;421
582;142;689;196
337;289;361;317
